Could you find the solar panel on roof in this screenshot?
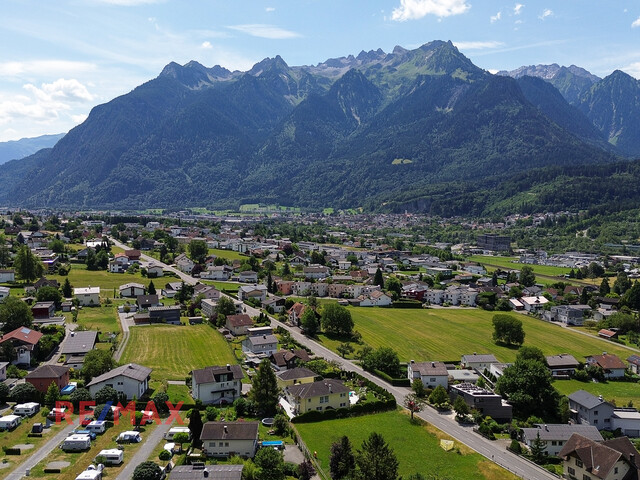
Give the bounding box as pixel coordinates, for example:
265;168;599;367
21;327;31;334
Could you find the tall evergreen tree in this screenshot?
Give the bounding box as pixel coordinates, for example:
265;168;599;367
148;280;156;295
373;268;384;289
249;359;279;416
62;277;73;298
600;277;611;296
330;435;355;480
355;432;399;480
14;245;44;282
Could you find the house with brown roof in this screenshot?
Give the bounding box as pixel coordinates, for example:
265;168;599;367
0;326;43;365
546;354;580;378
225;314;253;336
407;360;449;389
192;364;244;405
276;366;317;388
200;421;259;458
284;379;350;415
586;353;627;379
26;364;70;393
270;349;311;371
558;433;640;480
521;424;603;457
628;355;640;375
124;249;141;261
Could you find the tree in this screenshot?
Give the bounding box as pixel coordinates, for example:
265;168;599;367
173;432;190;451
330;435;355;480
373;268;384;289
623;281;640;310
321;303;354;336
519;266;536;287
337;342;354;358
300;308;319;336
188;408;203;447
412;378;426;398
517;346;546;364
69;388;92;407
45;381;60;406
148;280;156;295
249;358;279;416
361;346;401;377
530;432;547;464
216;295;237;316
36;285;63;309
82;349;115;382
14;245;44;282
152;391;169;414
266;271;274;294
428;385;449;407
94;385;119;405
298;459;316;480
254;447;285;480
600;277;611;296
62;277;73;298
95;249;109;270
355;432;399;480
404;393;425;420
132;461;163;480
453;395;470;419
492;314;525;346
0;382;10;404
188;240;208;264
10;382;39;403
0;296;34;332
587;262;605;279
385;276;402;299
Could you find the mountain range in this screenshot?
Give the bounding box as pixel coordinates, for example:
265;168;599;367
0;133;64;166
1;40;640;214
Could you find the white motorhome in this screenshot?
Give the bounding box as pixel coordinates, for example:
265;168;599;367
96;449;124;465
86;420;107;434
13;402;40;417
62;434;92;451
75;464;104;480
164;427;191;441
116;431;141;443
0;414;22;430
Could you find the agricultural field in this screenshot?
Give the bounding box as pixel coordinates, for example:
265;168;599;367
553;379;640;407
467;255;572;278
295;409;515;480
317;307;632;364
208;248;247;262
120;324;236;381
74;304;120;335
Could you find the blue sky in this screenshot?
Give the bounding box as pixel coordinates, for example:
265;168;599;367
1;0;639;142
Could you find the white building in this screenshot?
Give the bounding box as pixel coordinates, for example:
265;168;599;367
74;287;100;306
86;363;152;400
192;364;244;405
200;421;259;458
407;360;448;389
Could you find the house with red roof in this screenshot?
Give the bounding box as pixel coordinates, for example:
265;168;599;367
586;353;627;379
0;326;43;365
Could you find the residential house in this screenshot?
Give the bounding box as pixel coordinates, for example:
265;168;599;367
521;424;603;457
0;362;7;381
460;354;499;371
547;305;588;326
86;363;152;400
33;277;60;291
146;264;164;277
200;421;259;458
119;283;146;298
270;349;311;371
31;301;55;319
60;331;98;370
124;249;142;262
175;253;195;274
201;298;217;318
568;390;615;429
0;286;9;302
284;379;350;415
276;367;317;388
238;271;258;283
201;265;232;281
407;360;449;389
0;326;43;365
242;334;278;357
275;280;295;295
0;269;15;283
449;383;512;421
193;284;220;302
26;364;70;394
303;265;330;279
225;314;253;336
261;296;286;313
358;290;393;307
237;285;267;303
136;295;160;310
627;355;640;375
74;287;100;306
546;354;580;378
148;306;181;324
192;364;244;405
287;302;307;326
558;434;640;480
520;296;549;313
169;464;244;480
163;282;183;298
586;353;627;379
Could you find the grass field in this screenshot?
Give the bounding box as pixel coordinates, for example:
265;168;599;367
553;379;640;406
208;248;247;262
295;409;516;480
467;255;572;278
48;264;150;297
75;304;120;334
120;324;236;381
316;307;632;364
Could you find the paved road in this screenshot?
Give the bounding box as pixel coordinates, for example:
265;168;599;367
5;419;77;480
115;419;175;480
108;238;555;479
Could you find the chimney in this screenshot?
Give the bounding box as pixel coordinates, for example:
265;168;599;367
544;425;548;431
204;472;209;478
223;425;228;434
630;453;636;466
598;395;604;402
431;362;435;368
410;360;415;364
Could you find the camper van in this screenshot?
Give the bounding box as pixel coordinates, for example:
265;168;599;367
14;402;40;417
96;449;124;465
48;407;67;420
164;427;191;441
75;464;103;480
86;420;107;434
116;431;141;443
0;414;22;431
62;434;92;451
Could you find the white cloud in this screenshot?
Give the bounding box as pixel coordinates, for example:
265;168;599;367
632;17;640;28
0;60;96;77
265;7;275;12
227;24;301;39
93;0;162;5
539;9;553;20
72;114;88;124
490;12;501;23
25;79;94;103
391;0;470;21
514;3;524;15
201;41;212;49
624;62;640;79
454;41;504;50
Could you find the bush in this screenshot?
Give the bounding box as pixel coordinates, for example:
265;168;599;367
159;450;172;461
509;439;522;454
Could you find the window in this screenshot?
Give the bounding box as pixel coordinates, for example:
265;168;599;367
582;475;591;480
568;467;575;475
594;420;598;425
225;442;229;447
594;410;598;416
614;467;618;474
320;396;329;404
430;378;436;382
576;459;583;467
219;442;223;447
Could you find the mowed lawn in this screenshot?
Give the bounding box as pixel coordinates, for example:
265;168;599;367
296;409;516;480
75;304;120;334
318;307;632;364
120;324;236;380
49;264;150;297
553;379;640;406
467;255;572;278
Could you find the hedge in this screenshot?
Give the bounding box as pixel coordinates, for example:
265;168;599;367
392;299;424;308
373;369;410;387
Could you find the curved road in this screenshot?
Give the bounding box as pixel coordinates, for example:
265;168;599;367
109;238;555;479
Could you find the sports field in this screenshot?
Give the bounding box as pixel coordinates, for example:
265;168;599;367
120;324;237;380
317;307;631;364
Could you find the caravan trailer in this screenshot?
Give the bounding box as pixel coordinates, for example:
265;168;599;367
86;420;106;434
75;464;103;480
96;449;124;465
14;402;40;417
62;434;92;451
164;427;191;441
116;431;141;443
0;414;22;431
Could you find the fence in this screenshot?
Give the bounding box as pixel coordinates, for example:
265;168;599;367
291;424;330;480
